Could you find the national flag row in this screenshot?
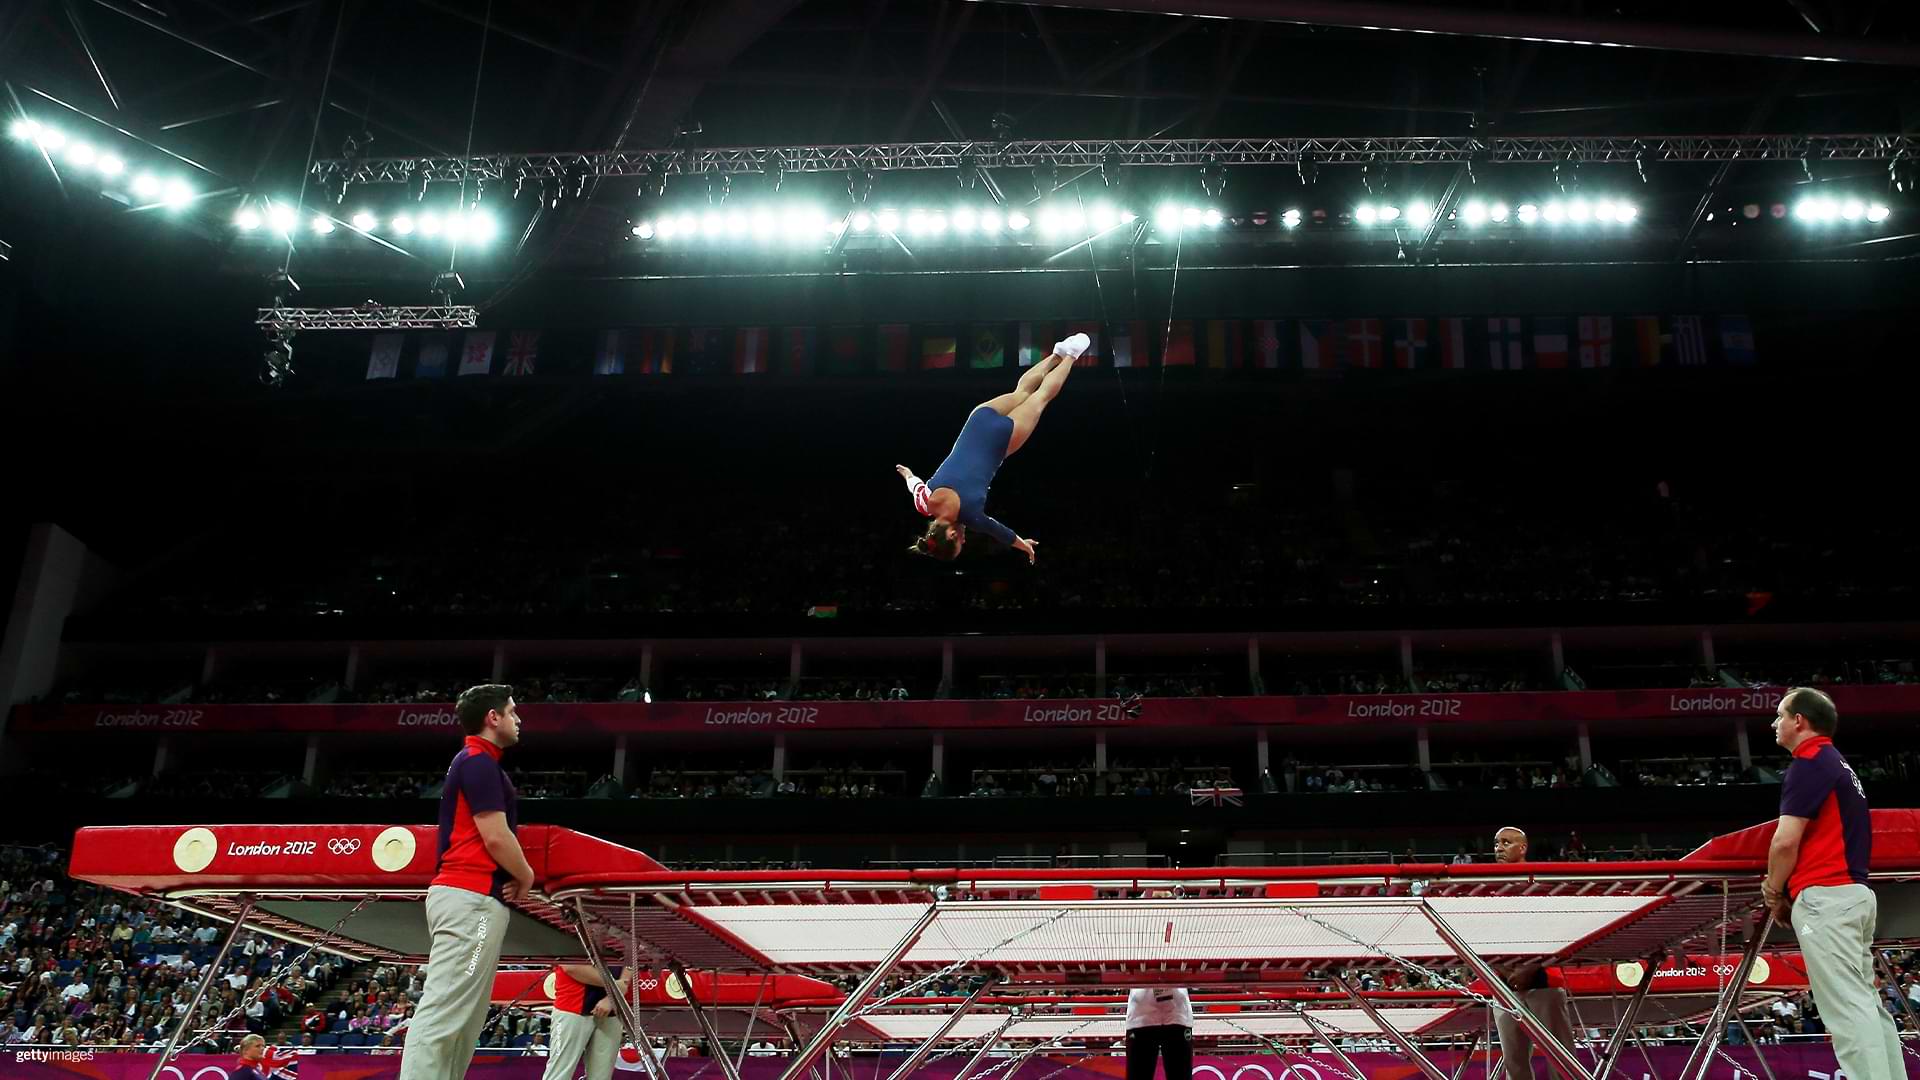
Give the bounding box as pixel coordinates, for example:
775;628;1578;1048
365;315;1757;380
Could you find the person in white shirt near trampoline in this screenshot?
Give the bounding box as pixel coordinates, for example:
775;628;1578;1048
1128;890;1193;1080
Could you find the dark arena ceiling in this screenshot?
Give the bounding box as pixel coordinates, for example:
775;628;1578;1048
4;0;1920;299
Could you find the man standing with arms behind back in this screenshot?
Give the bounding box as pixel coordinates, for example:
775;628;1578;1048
399;684;535;1080
1490;827;1577;1080
1762;687;1904;1080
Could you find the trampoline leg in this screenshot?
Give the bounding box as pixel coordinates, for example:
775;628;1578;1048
884;978;999;1080
1594;961;1659;1080
1333;972;1450;1080
779;1017;832;1080
779;903;941;1080
148;897;254;1080
1297;1007;1377;1080
675;961;746;1080
573;897;669;1080
951;1015;1022;1080
1675;911;1771;1080
1422;901;1596;1080
1449;1029;1485;1080
1733;1015;1780;1080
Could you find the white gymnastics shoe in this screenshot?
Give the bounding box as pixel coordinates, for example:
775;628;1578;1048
1055;332;1091;359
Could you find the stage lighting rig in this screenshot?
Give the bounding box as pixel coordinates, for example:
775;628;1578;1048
430;271;466;306
260;330;294;389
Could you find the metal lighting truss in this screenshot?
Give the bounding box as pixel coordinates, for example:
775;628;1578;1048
255;305;479;332
313;134;1920;185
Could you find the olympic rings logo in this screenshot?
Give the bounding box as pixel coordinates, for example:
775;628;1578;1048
328;838;362;855
1195;1064;1321;1080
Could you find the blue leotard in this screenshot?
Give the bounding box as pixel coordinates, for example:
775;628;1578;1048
925;406;1017;546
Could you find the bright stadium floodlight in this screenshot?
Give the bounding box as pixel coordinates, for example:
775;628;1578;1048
350;210;377;232
1516;202;1538;224
1840;198;1864;221
907;208;931;236
633;220;655;239
1489;202;1510;222
1154;203;1180;231
131;173;159;198
702;212;725;238
468;211;498;242
1867;202;1891;223
1281;208;1302;228
419;212;442;236
391;212;415;235
1405;202;1432;227
1120;209;1138;224
726;210;748;237
36;127;66;151
952;206;977;232
1813;197;1838;222
162;179;193;209
875;208;900;233
1006;210;1030;231
1089;202;1116;230
267;204;296;234
1543;201;1566;224
1354;204;1378;226
234;208;261;231
1567;197;1592;224
8;118;39;141
656;216;678;240
1614;202;1637;224
1181;206;1203;227
1202;207;1223;227
1037;207;1061;237
1461;201;1487;226
851;210;872;232
97;153;124;176
65;141;96;168
980;208;1002;232
311;214;335;235
1379;204;1401;223
1592;199;1615;222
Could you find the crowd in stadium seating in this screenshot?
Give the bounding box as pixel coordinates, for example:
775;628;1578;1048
79;462;1920;624
0;843;353;1051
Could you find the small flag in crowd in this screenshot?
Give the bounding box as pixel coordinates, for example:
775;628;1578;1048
877;323;909;372
1578;316;1613;368
1161;320;1196;366
920;328;957;370
1112;322;1137;368
458;330;495;376
1252;320;1282;369
1532;317;1569;369
1437;317;1467;369
1299;320;1344;370
1674;315;1707;366
415;334;449;378
1628;315;1662;367
1719;315;1756;365
732;327;769;374
1392;318;1427;369
1017;322;1047;366
502;330;540;376
366;333;402;380
825;325;862;374
805;605;840;619
1067;321;1101;366
1487;317;1523;370
1347;318;1384;368
782;326;817;375
635;328;674;374
594;330;626;375
1206;320;1244;368
971;325;1004;368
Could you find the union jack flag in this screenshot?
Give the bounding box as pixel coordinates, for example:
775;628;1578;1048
257;1045;300;1076
502;330;540;376
1189;786;1244;808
